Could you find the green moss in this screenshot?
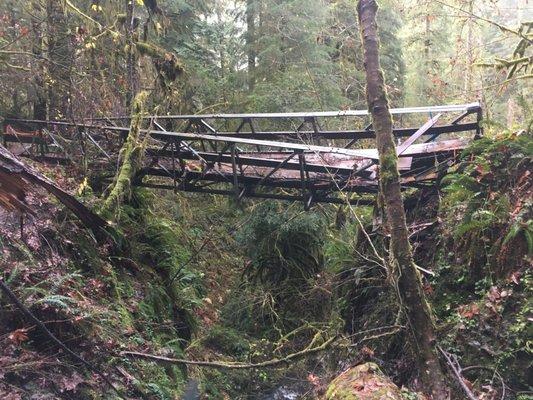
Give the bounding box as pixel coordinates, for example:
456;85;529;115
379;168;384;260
135;42;184;82
133;360;186;400
325;363;402;400
202;325;250;356
379;149;399;186
432;133;533;392
107;268;135;330
100;91;149;220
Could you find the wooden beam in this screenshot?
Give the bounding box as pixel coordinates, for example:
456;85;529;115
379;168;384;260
397;114;441;155
86;102;481;121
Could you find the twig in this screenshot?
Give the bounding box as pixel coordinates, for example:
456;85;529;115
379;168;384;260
0;278;123;397
462;366;506;400
348;325;403;347
121;335;337;369
437;345;477;400
64;0;103;30
433;0;532;43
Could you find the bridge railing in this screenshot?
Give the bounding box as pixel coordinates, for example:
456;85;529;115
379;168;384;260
1;103;482;207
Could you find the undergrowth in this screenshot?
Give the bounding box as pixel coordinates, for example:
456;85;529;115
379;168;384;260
1;132;531;399
434;132;532;395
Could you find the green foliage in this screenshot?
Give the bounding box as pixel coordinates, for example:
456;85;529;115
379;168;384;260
100;91;150;220
402;0;454;104
202;325;250;356
503;205;533;254
134;360;185;400
135;42;184;89
325;222;364;274
118;189;204;338
238;202;326;285
439;133;532;281
433;134;532;392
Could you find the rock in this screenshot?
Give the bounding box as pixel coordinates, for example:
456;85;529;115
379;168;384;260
324;362;403;400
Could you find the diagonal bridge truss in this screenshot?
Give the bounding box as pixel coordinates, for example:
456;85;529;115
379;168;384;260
3;102;482;208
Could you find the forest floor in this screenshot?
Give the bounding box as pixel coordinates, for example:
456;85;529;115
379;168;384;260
0;132;531;399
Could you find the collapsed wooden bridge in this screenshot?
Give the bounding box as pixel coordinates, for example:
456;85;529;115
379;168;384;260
2;102;482;207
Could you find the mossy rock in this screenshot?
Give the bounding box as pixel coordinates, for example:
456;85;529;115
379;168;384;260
324;363;402;400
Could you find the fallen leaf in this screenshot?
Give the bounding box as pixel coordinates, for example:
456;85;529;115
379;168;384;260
487;286;501;303
458;303;480;319
361;345;375;357
59;372;84;392
307;373;320;386
462;377;474;391
509;271;521;285
8;328;28;345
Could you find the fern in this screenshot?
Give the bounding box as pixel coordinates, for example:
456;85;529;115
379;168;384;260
504;218;533;254
34;294;75;310
51;271;83;293
238;202;326;285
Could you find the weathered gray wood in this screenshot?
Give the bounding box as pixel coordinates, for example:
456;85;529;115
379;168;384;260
150;129;381;159
0;144;108;237
87;102;481;120
397;114;441;155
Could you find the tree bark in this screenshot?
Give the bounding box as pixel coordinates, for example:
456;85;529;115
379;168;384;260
356;1;448;398
46;0;72;120
101;91;149;219
424;3;431;101
125;0;138;108
464;0;474;99
246;0;256;91
0;144;109;240
32;0;47;120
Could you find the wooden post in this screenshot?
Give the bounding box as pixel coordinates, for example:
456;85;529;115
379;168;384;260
230;144;239;198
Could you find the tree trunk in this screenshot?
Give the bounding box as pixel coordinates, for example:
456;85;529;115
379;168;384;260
424;3;431;101
464;0;474;99
101;91;149;219
46;0;71;120
356;1;448;398
125;0;138;108
0;144;109;240
246;0;256;91
32;0;47;120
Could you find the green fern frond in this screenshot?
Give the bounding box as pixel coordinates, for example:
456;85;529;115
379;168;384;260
34;294;75;310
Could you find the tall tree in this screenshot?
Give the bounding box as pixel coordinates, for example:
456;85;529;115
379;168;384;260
246;0;257;91
125;0;138;108
356;0;448;398
46;0;72;120
32;0;47;120
402;0;452;105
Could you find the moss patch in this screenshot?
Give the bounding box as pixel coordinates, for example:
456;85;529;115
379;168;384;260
325;362;403;400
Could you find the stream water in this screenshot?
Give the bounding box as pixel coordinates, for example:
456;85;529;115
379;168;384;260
182;379;309;399
261;386;302;399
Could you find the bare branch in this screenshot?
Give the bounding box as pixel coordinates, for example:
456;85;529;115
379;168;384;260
121;335;337;369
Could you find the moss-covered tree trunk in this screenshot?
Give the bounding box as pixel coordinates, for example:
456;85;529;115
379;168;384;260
101;91;148;219
356;1;448;398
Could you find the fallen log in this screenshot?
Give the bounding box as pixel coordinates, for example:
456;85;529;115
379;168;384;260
0;143;109;240
0;169;35;216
